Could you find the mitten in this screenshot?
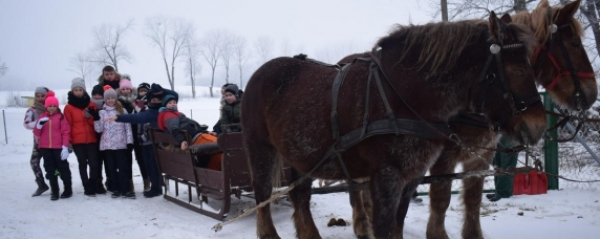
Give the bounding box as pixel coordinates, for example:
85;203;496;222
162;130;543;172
60;146;69;160
36;117;49;129
86;107;100;121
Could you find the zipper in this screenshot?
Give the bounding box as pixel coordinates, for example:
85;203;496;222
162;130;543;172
83;109;89;144
48;116;52;147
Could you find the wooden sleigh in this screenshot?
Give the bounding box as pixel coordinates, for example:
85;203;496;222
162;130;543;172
149;128;292;220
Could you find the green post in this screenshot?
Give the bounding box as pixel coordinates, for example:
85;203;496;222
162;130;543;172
542;92;559;190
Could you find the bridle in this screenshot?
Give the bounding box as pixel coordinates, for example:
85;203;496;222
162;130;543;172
531;21;595;110
470;40;541;131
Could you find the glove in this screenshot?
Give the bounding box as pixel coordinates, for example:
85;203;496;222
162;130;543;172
36;117;49;129
86;107;100;121
60;146;69;160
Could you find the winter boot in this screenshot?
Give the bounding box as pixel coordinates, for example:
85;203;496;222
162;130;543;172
83;182;96;197
49;178;60;201
130;179;135;193
60;180;73;198
96;179;107;195
32;178;49;197
143;179;151;192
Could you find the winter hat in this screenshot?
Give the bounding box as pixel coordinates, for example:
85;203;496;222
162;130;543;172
34;86;49;95
148;83;179;102
119;79;133;90
138;83;150;92
71;77;86;91
121;74;131;81
91;84;104;96
44;91;59;107
104;85;117;99
224;84;239;96
161;94;177;107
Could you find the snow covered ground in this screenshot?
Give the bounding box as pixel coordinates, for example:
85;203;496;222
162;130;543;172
1;90;600;239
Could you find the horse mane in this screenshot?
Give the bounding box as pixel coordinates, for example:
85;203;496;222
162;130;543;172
512;0;583;44
375;20;537;72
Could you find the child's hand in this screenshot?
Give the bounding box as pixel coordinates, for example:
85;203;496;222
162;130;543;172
107;116;117;122
181;141;188;150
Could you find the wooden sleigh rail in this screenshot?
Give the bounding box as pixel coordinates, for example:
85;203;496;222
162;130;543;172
149;128;292;220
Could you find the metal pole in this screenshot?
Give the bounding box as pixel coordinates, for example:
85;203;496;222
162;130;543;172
190;109;193;120
2;110;7;144
543;93;559;190
564;122;600;166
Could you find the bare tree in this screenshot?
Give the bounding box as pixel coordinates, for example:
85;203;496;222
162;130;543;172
0;57;7;76
201;29;224;97
580;0;600;60
220;31;235;84
145;16;193;90
427;0;535;20
183;30;201;98
90;19;134;72
68;52;94;87
254;36;274;64
232;35;249;88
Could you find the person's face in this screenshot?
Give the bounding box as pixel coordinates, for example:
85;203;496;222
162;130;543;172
46;105;57;114
166;99;177;108
103;71;116;81
35;93;46;103
224;92;237;104
138;88;148;96
105;97;116;106
221;87;227;98
150;97;161;104
120;88;132;95
72;87;85;97
92;94;103;100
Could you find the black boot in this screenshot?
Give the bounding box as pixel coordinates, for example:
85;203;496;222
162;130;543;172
84;182;96;197
60;180;73;198
49;178;59;201
96;179;107;195
32;178;49;197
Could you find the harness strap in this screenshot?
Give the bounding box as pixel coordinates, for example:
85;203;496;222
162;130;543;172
330;64;352;139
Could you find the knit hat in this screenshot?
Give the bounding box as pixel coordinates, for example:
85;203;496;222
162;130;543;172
148;83;179;102
224;84;239;96
161;94;177;107
138;83;150;92
121;74;131;81
44;91;59;107
119;79;133;90
34;86;49;95
104;85;117;99
71;77;86;91
91;84;104;97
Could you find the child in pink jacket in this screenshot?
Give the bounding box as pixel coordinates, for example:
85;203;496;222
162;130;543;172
33;91;73;201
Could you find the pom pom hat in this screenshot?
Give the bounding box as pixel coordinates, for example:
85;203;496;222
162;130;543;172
104;85;117;99
44;91;59;107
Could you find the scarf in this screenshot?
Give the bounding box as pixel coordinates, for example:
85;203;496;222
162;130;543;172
159;107;178;113
34;101;45;114
67;91;91;109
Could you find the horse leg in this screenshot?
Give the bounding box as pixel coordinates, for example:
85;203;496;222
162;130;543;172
352;184;373;239
426;159;456;239
246;141;280;239
461;159;488;239
370;163;403;239
395;177;422;236
287;169;321;239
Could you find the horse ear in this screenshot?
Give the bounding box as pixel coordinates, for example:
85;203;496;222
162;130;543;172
488;11;505;43
500;13;512;24
558;0;581;21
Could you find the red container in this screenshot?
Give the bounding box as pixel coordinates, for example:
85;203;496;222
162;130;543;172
513;171;548;195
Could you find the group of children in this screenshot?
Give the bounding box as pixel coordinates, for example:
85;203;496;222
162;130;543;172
24;65;243;201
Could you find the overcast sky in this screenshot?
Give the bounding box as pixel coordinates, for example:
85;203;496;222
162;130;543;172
0;0;435;91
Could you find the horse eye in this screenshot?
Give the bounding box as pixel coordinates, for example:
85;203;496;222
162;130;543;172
571;42;581;48
513;70;525;76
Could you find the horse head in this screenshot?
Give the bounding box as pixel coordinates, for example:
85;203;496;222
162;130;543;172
471;11;546;145
518;0;597;110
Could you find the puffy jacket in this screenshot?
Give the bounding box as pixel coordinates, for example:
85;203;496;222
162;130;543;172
64;100;97;145
116;108;158;146
33;111;70;149
158;109;205;144
94;105;133;150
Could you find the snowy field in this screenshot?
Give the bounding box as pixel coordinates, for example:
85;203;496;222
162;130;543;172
1;89;600;239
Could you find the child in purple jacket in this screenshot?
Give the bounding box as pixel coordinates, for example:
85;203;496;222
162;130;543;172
33;91;72;201
94;87;134;199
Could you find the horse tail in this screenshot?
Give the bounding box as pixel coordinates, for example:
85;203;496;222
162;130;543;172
271;152;283;188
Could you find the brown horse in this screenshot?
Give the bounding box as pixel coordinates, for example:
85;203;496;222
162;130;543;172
343;1;597;239
242;12;546;239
